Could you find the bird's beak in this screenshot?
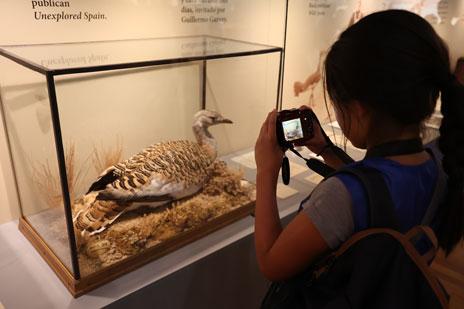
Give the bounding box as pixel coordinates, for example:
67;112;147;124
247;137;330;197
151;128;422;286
218;117;233;124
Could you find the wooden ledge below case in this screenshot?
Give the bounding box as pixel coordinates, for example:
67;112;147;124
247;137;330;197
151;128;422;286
18;201;254;297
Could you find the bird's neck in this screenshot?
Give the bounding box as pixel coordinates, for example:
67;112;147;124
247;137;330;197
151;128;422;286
193;124;217;160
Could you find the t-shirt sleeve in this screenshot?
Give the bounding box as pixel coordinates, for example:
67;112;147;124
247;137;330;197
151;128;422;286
302;176;354;249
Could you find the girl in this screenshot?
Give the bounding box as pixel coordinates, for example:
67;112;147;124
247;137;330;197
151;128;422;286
254;10;464;282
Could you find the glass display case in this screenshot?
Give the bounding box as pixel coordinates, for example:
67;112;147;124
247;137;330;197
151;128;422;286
0;35;283;296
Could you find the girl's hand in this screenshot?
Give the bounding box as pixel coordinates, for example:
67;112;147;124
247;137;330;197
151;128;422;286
293;105;329;154
255;109;284;176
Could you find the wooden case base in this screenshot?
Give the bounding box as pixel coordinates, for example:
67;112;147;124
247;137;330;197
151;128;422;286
19;202;254;297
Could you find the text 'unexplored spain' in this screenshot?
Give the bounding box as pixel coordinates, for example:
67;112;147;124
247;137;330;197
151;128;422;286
31;0;108;22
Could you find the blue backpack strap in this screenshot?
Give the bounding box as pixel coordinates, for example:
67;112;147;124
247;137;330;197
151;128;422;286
299;166;400;230
334;166;400;230
336;172;369;231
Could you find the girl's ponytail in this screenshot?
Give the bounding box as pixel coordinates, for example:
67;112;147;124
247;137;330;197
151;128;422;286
437;72;464;254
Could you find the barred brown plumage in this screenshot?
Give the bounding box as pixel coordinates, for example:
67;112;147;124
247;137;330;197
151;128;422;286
73;110;233;235
111;140;213;190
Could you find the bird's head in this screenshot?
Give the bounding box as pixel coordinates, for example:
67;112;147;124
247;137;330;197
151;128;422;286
193;110;233;128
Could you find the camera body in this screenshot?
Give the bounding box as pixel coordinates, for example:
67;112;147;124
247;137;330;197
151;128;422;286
276;108;314;149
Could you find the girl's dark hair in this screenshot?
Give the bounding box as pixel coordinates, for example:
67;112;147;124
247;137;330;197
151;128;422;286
324;10;464;254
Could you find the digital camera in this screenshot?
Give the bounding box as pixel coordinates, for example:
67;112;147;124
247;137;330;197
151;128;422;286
276;108;314;149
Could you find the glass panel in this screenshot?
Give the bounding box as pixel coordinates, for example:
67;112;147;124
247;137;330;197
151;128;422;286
0;57;74;274
207;54;280;157
55;64;202;276
206;53;315;206
53;49;282;276
1;36;280;71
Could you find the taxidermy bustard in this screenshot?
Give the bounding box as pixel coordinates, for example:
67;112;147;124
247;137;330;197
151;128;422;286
73;110;233;235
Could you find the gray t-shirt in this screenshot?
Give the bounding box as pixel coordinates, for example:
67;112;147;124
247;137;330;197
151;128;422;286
302;177;354;249
302;159;446;249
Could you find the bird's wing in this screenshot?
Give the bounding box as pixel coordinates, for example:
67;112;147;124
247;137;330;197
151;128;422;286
88;141;214;201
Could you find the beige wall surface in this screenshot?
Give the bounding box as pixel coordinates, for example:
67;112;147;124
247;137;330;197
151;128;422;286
0;1;203;45
283;0;464;117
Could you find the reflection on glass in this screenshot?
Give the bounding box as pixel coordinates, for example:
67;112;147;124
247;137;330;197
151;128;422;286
1;36;280;71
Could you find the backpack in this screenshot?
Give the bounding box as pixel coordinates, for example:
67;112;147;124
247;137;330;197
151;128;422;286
261;165;449;309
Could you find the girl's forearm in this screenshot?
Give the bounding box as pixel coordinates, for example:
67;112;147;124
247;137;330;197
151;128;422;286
254;170;282;263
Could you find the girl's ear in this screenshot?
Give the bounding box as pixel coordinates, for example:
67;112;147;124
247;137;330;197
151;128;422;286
348;99;370;149
348;99;371;133
350;99;370;121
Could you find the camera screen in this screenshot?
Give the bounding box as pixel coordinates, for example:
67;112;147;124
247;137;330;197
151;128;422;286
282;118;304;141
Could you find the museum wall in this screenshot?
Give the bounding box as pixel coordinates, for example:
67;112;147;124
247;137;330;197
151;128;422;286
283;0;464;120
0;0;463;224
